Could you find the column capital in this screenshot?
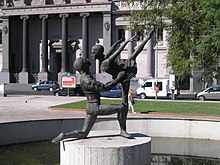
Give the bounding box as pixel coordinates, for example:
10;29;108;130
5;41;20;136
59;13;69;18
39;14;49;19
20;15;29;20
80;12;90;17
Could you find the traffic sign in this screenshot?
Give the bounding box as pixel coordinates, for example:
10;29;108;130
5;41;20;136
61;76;76;88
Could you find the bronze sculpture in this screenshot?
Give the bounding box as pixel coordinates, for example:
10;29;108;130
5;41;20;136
52;57;127;144
52;29;155;144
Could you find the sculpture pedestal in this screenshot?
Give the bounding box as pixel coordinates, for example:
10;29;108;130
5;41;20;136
60;131;151;165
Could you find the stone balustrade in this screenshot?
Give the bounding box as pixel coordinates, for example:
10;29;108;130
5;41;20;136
4;0;110;7
113;0;145;11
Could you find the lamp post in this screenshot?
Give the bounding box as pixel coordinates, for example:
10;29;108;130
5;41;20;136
155;28;159;100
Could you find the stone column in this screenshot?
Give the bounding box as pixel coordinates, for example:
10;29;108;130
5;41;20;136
21;15;29;72
40;14;48;72
58;13;69;81
80;12;89;59
38;14;49;81
97;12;112;82
103;12;111;53
146;37;153;78
19;15;29;84
125;30;133;57
60;13;69;73
0;16;10;83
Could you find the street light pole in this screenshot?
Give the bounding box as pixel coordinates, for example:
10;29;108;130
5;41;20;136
155;28;159;100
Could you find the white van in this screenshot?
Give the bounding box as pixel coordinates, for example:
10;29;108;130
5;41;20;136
136;78;180;99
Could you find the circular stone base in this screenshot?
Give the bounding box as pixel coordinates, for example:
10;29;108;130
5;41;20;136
60;130;151;165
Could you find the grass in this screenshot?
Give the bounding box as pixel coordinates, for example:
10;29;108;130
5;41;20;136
55;99;220;116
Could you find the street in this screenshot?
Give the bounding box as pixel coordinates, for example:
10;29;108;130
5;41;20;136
4;84;54;96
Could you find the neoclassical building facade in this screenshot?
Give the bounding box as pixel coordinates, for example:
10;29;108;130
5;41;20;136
0;0;202;92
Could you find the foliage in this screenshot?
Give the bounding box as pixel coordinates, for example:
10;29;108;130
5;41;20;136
127;0;220;83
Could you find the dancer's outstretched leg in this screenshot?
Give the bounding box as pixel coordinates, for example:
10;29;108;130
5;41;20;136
52;114;97;144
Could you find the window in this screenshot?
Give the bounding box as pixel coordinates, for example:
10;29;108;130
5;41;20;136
118;29;125;41
0;0;3;6
143;82;152;87
39;81;45;85
157;82;163;91
178;76;190;90
208;88;214;92
156;28;163;41
0;30;2;44
210;87;220;92
45;0;54;5
112;86;117;90
136;31;144;41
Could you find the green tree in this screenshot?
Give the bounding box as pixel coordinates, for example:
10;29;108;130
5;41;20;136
127;0;220;83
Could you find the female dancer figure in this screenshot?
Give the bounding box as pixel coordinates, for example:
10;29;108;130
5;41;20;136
91;29;155;138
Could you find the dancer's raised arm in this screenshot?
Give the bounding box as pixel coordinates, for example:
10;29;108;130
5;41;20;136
105;38;123;59
107;35;138;62
128;29;155;61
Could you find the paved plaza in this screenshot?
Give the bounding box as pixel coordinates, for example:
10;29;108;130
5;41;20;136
0;95;87;123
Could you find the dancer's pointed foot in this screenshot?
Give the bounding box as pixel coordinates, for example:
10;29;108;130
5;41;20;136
120;130;134;139
52;133;66;144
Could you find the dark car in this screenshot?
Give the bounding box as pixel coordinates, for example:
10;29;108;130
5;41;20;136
53;85;85;96
32;81;59;92
100;85;122;98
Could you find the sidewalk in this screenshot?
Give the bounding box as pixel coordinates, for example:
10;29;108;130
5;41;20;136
0;95;87;123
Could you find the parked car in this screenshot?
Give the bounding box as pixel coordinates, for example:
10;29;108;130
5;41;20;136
32;81;59;92
195;85;220;101
53;85;85;96
100;85;122;98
